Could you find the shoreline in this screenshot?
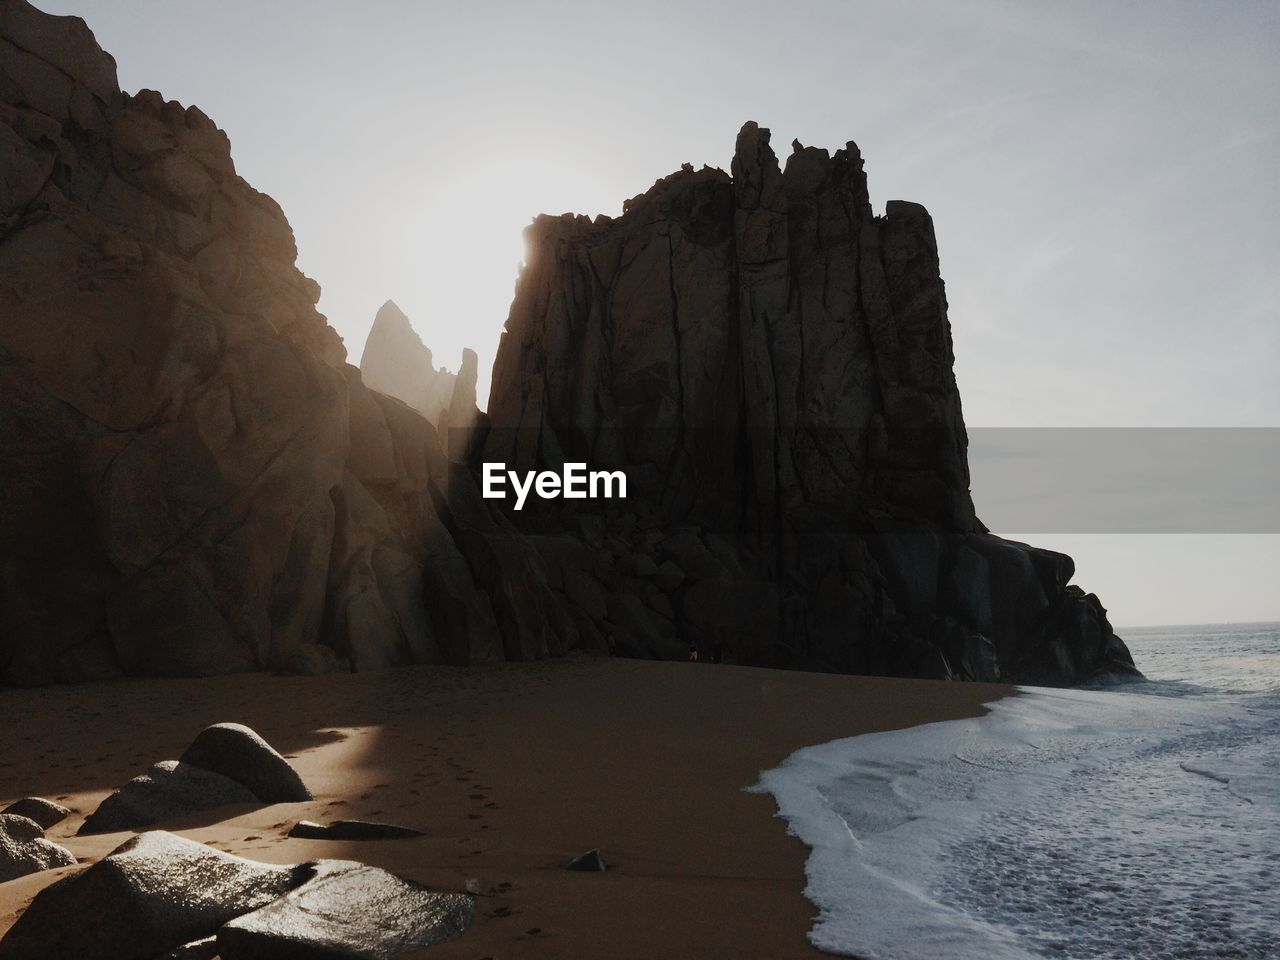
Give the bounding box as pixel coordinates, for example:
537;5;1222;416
0;656;1010;958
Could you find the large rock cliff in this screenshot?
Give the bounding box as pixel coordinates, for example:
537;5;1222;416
482;126;1137;684
1;0;1134;686
0;0;569;684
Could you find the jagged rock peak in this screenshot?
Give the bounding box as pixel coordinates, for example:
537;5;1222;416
359;300;478;427
372;298;418;335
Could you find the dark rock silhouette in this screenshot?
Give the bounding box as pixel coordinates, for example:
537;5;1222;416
481;122;1137;683
0;0;1134;685
566;848;607;872
286;819;423;841
0;0;566;684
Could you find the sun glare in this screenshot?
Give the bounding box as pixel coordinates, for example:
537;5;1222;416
387;156;619;408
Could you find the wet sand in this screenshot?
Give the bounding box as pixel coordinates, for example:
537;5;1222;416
0;654;1009;958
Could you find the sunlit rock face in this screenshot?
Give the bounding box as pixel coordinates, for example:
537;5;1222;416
483;124;1138;684
0;0;567;684
359;300;461;427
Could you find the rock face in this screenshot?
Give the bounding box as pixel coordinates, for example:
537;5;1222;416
0;814;75;883
0;0;568;684
359;299;466;427
0;0;1133;686
0;831;473;960
481;125;1137;683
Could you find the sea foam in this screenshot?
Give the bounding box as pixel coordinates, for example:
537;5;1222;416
752;682;1280;959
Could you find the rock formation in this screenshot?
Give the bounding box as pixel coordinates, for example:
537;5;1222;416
359;299;465;426
80;723;310;834
287;819;424;840
0;0;567;685
0;814;75;883
0;830;474;959
0;798;70;831
481;126;1137;683
0;0;1134;686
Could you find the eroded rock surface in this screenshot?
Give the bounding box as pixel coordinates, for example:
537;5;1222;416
481;124;1137;684
0;0;568;684
0;814;75;883
0;0;1134;686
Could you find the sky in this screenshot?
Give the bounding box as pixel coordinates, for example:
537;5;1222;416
36;0;1280;626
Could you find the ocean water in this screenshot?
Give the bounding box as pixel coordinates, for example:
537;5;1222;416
752;622;1280;960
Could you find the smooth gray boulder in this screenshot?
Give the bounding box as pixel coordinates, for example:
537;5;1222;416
179;723;312;803
0;832;302;960
287;819;423;841
79;761;260;835
0;797;70;830
218;859;474;959
0;814;76;883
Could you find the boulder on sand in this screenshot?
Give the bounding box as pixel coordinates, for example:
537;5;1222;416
217;859;474;959
0;814;76;883
287;819;423;841
0;831;300;960
79;761;260;835
0;832;475;960
80;723;311;834
179;723;312;803
0;797;70;830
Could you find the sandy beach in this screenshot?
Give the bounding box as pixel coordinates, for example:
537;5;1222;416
0;655;1008;958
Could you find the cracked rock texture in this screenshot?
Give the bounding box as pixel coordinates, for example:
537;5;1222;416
482;124;1137;683
0;0;567;684
1;0;1133;685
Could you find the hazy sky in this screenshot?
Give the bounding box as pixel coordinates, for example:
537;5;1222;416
37;1;1279;626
